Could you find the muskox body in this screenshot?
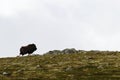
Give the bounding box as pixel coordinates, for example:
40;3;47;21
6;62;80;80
20;44;37;56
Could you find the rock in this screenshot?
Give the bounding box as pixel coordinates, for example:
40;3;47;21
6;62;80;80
3;72;11;76
3;72;8;75
65;66;72;71
45;48;79;54
78;50;86;53
46;50;62;54
17;68;25;73
62;48;77;54
36;65;40;68
97;65;103;69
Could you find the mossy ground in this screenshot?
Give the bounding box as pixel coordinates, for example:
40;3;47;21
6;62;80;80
0;51;120;80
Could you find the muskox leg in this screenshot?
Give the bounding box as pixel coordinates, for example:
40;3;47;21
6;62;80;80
19;54;22;57
28;53;32;56
17;55;20;57
19;53;24;56
17;53;20;57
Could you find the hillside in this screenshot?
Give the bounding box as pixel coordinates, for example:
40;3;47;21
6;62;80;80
0;49;120;80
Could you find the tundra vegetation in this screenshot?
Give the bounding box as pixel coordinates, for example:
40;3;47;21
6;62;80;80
0;48;120;80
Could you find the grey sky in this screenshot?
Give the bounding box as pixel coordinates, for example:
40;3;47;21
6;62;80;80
0;0;120;57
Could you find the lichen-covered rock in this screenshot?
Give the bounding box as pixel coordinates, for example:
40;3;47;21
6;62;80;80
62;48;77;54
46;50;62;54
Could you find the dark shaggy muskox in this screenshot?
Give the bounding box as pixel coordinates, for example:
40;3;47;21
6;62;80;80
20;44;37;56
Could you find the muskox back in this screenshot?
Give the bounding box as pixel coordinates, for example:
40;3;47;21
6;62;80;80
20;44;37;56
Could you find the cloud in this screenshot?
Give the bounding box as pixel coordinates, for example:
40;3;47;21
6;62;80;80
0;0;39;17
0;0;120;57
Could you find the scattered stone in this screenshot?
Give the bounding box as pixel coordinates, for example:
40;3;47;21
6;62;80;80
3;72;8;75
36;65;40;68
17;68;25;73
97;65;103;69
2;72;11;76
65;66;72;71
50;56;56;59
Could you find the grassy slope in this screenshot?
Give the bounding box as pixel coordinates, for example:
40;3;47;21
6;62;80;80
0;51;120;80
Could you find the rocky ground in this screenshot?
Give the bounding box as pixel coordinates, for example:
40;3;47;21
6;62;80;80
0;49;120;80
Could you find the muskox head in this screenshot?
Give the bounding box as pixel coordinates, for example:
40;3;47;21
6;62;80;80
20;44;37;56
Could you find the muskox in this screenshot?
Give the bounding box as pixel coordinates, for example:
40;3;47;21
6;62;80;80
20;44;37;56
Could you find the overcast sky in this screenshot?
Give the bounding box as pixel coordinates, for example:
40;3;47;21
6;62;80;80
0;0;120;57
